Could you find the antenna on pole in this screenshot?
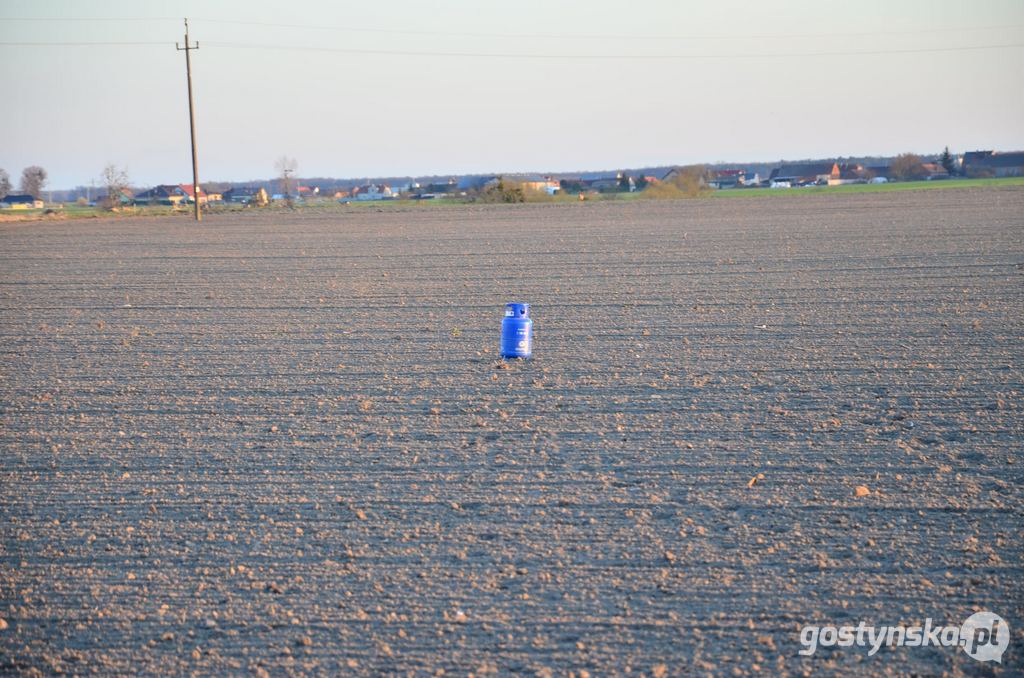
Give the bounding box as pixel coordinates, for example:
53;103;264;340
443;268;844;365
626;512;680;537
176;18;202;222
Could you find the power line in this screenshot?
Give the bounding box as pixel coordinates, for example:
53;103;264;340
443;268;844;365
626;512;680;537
165;40;1024;60
191;17;1024;41
0;41;169;46
2;14;1023;41
2;40;1022;59
0;16;181;22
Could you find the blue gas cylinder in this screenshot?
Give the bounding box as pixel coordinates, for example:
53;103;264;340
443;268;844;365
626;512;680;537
500;302;533;359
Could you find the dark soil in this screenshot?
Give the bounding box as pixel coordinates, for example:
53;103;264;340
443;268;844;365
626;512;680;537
2;189;1022;675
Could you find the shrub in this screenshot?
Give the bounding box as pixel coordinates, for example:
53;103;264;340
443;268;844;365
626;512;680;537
478;178;525;203
642;166;710;199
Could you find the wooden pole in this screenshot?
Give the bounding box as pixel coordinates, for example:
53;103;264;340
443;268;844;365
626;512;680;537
177;18;201;221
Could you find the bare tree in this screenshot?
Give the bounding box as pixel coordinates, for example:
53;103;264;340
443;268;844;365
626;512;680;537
639;165;711;199
20;166;47;199
672;165;711;197
0;169;10;199
101;164;130;210
890;153;926;182
274;156;297;207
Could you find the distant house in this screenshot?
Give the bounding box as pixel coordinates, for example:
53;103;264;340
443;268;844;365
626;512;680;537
393;181;421;194
659;167;684;183
222;187;245;203
827;163;866;186
961;150;1024;177
420;178;460;194
352;184;393;200
526;176;561;193
768;162;835;185
0;194;44;209
577;174;624;192
561;172;621;193
135;185;187;206
660;168;679;182
659;167;712;190
97;188;135;207
708;169;745;189
558;178;587;193
457;176;494;191
223;187;269;205
666;168;758;189
740;172;760;187
505;175;561;194
589;178;621;192
179;184;208;204
920;162;950;180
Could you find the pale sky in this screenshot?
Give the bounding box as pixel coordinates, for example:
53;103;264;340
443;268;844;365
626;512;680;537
1;0;1022;189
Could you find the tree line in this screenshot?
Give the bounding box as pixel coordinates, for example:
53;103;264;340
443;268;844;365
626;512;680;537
0;166;48;200
888;147;959;181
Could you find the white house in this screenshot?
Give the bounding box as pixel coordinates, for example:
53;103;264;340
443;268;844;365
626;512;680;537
353;184;394;201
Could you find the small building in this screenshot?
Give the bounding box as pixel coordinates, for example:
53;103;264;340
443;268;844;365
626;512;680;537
392;181;420;194
179;184;208;205
961;150;1024;177
97;188;135;208
769;162;835;186
352;184;393;200
826;163;866;186
504;175;561;194
522;176;561;193
659;167;712;190
0;194;44;209
708;169;745;189
581;175;623;192
223;187;269;205
420;178;459;194
135;185;187;206
920;162;950;180
457;177;493;191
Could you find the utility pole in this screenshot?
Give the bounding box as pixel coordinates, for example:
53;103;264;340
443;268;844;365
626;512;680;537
283;167;293;208
176;18;201;222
